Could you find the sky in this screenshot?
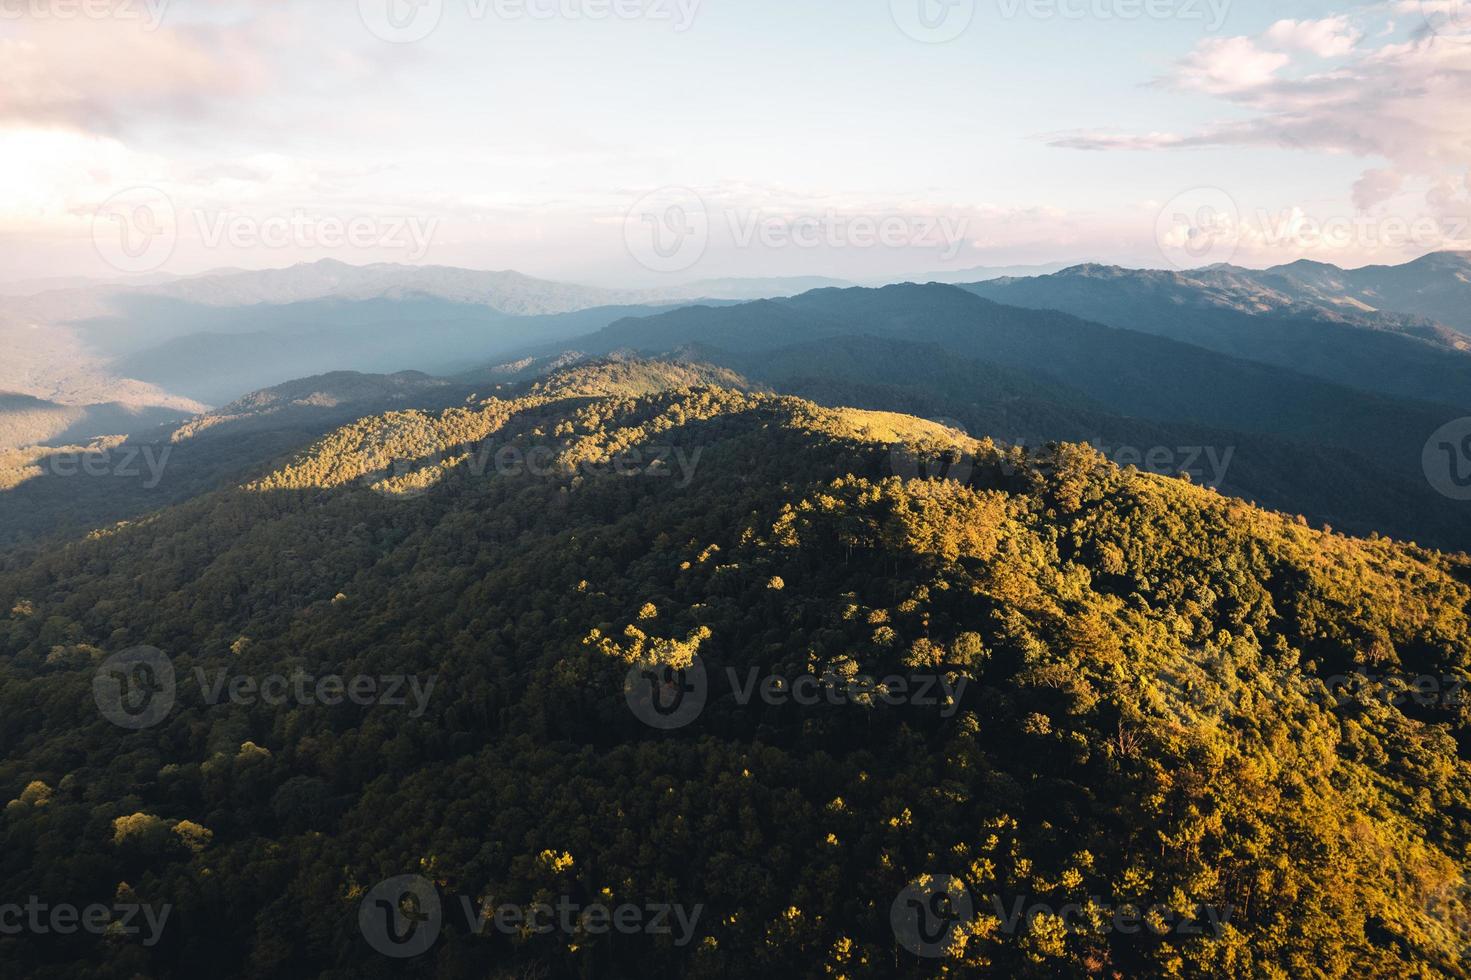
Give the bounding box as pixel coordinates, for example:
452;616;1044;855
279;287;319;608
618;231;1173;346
1;0;1469;286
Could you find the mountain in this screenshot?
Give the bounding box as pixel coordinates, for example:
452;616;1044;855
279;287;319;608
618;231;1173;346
12;260;650;321
578;284;1458;474
0;391;196;450
658;275;855;299
1;261;841;413
542;283;1471;551
94;299;704;406
2;361;1469;977
960;262;1471;409
166;370;481;443
0;276;112;297
905;261;1073;284
0;371;489;550
664;335;1465;549
1258;252;1471;332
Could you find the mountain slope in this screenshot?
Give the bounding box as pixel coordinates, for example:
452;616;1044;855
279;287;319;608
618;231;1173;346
1;261;743;412
0;371;488;551
961;263;1471;407
673;335;1470;550
1;365;1470;977
575;283;1466;498
1260;252;1471;332
0;391;193;450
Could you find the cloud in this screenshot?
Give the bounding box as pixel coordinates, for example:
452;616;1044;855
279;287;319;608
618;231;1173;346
1048;18;1471;184
1352;168;1405;211
0;19;269;133
1264;16;1362;58
1174;36;1290;95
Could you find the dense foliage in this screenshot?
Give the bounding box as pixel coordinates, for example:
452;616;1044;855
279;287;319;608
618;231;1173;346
2;363;1470;978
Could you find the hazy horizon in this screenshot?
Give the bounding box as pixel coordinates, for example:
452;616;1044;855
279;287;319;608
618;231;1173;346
4;0;1469;285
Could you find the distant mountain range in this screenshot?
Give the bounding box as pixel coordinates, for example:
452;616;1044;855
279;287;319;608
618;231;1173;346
1248;252;1471;332
965;252;1471;335
6;252;1467;410
6;251;1471;511
534;281;1471;550
960;259;1471;408
0;262;858;416
0;391;195;450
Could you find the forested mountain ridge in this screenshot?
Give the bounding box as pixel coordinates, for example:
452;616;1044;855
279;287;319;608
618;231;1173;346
2;362;1471;977
960;262;1471;407
554;286;1471;551
673;335;1471;552
0;371;488;552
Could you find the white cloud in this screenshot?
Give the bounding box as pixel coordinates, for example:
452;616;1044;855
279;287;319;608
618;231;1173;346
0;19;269;133
1173;36;1289;94
1352;168;1405;211
1264;16;1363;58
1049;13;1471;230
